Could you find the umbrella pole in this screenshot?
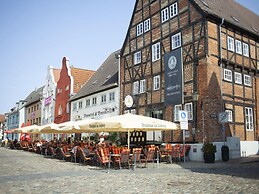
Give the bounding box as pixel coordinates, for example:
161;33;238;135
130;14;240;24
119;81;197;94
127;129;130;150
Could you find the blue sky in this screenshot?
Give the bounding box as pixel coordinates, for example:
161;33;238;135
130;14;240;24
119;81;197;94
0;0;258;114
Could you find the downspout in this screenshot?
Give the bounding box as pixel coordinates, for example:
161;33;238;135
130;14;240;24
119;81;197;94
219;17;225;107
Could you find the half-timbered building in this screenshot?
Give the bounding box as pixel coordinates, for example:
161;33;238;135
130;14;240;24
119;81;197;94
120;0;259;144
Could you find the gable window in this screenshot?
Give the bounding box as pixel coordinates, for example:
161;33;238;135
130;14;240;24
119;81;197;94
144;18;150;32
235;40;242;54
85;99;90;107
169;2;178;18
152;42;160;62
133;81;139;95
109;92;115;101
185;103;193;120
225;110;233;122
136;23;143;36
227;37;234;52
245;107;254;131
153;75;160;90
58;105;62;115
92;97;97;106
234;72;242;84
244;75;251;86
161;7;169;23
243;43;249;57
78;101;83;109
224;69;232;82
139;79;146;94
134;51;141;65
174;105;182;121
171;32;181;50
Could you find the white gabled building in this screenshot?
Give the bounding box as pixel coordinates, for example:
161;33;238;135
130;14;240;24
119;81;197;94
41;65;60;126
70;50;120;121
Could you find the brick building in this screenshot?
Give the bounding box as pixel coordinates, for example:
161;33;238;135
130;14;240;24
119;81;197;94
54;57;95;124
120;0;258;144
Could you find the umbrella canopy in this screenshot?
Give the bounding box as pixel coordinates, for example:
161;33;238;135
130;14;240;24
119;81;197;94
99;113;179;132
39;123;61;134
14;125;40;134
76;118;120;132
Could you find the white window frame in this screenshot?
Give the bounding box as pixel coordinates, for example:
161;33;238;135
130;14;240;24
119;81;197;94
136;23;143;36
235;40;242;54
109;92;115;102
169;2;178;18
174;105;182;121
224;69;232;82
139;79;146;94
66;103;70;114
184;103;193;120
144;18;150;32
153;75;160;91
243;43;249;57
227;37;234;52
85;99;90;107
78;101;83;109
73;102;77;111
234;72;242;84
161;7;169;23
225;110;233;122
245;107;254;131
101;94;107;103
171;32;181;50
244;75;251;86
58;105;62;115
92;97;97;106
133;81;139;95
134;51;141;65
152;42;160;62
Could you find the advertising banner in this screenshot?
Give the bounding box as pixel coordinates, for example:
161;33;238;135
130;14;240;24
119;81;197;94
164;48;183;105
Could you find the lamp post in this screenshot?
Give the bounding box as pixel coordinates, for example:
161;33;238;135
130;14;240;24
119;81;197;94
192;91;199;143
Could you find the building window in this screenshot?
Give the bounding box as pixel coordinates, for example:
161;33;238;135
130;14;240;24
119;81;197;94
144;18;150;32
85;99;90;107
243;43;249;57
169;2;178;18
174;105;182;121
152;42;160;62
109;92;115;101
134;51;141;65
57;88;62;94
235;40;242;54
245;107;254;131
66;103;69;113
28;108;30;114
65;85;69;91
234;72;242;84
140;79;146;94
92;97;97;106
224;69;232;82
225;110;233;122
161;7;169;23
133;81;139;95
153;75;160;90
78;101;83;109
73;102;77;111
136;23;143;36
244;75;251;86
101;94;107;103
184;103;193;120
58;105;62;115
171;32;181;50
227;37;234;52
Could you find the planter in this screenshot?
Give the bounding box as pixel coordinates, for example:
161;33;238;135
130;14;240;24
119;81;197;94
204;152;215;163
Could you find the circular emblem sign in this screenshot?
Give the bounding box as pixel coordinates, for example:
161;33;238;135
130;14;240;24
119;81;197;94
168;56;177;70
124;95;133;108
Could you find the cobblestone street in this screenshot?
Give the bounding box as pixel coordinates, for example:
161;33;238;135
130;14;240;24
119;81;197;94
0;147;258;194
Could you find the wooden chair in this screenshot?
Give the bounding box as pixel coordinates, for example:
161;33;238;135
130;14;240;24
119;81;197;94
77;147;91;165
132;148;142;168
142;150;155;168
180;145;191;161
48;146;57;158
95;149;111;168
169;146;181;163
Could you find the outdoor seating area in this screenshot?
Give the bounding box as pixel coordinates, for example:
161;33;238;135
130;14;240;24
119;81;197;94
6;138;191;171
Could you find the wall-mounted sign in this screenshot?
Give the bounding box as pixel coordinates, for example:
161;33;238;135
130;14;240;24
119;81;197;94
124;95;133;108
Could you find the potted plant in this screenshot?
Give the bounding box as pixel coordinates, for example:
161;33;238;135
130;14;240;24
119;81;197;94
202;142;217;163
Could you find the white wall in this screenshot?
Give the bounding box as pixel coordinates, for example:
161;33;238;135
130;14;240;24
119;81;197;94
240;141;259;156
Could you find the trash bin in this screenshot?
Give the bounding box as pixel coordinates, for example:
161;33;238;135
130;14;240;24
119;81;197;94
221;145;229;161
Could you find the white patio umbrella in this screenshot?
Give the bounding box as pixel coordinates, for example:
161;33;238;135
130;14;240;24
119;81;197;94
39;123;61;134
99;113;179;148
14;124;40;134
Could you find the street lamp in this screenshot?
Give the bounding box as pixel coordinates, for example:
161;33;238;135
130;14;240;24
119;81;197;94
192;91;199;143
